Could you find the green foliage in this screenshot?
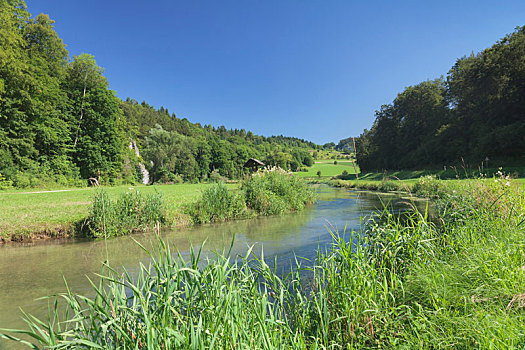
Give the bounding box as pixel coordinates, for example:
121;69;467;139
86;188;165;238
188;182;248;224
411;175;446;197
208;169;227;183
0;173;13;190
188;168;316;223
242;167;316;215
357;26;525;171
0;2;320;189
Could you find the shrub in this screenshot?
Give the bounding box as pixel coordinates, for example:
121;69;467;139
157;170;184;184
86;188;165;238
13;172;30;188
0;173;13;190
412;175;445;197
209;169;227;183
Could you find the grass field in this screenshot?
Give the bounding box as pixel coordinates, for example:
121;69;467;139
0;183;236;241
295;159;360;178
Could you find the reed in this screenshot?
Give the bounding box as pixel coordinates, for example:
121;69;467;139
86;188;165;238
187;168;316;224
187;182;249;224
242;167;316;215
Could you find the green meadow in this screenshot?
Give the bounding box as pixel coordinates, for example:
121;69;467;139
295;159;360;178
0;183;236;241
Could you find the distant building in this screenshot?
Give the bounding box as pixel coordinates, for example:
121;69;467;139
244;158;265;172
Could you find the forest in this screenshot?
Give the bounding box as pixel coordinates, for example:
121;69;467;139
355;26;525;172
0;1;316;189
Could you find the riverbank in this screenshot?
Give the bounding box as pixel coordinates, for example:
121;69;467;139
326;166;525;194
0;183;237;243
1;169;316;243
3;175;524;348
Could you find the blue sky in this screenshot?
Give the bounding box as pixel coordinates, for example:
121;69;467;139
29;0;525;144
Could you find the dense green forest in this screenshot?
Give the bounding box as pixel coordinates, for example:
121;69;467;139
354;26;525;171
0;1;316;188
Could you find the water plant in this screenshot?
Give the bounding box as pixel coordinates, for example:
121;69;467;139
188;167;316;223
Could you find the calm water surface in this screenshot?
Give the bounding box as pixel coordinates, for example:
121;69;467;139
0;187;425;349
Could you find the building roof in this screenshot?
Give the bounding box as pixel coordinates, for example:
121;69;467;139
244;158;265;168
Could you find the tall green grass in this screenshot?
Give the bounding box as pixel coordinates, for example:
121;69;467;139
242;167;316;215
86;188;165;238
188;182;249;224
2;175;525;348
187;167;316;223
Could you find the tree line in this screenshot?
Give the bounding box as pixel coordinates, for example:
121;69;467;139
355;26;525;172
0;1;316;188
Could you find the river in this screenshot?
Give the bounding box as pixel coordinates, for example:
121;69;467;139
0;187;425;349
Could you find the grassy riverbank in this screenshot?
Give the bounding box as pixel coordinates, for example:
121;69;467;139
2;175;524;348
327;166;525;193
295;159;360;178
84;168;316;239
1;168;316;242
0;183;236;242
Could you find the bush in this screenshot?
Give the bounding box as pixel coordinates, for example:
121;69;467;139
188;168;316;223
86;188;165;238
209;169;227;183
412;175;445;197
13;172;30;188
157;169;184;184
0;173;13;190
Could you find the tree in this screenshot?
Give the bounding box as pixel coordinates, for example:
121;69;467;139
65;54;125;180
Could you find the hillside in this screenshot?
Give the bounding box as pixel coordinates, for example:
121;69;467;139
350;26;525;171
0;1;318;189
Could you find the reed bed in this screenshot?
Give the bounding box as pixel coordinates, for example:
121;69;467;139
188;167;317;224
86;188;165;238
2;174;525;348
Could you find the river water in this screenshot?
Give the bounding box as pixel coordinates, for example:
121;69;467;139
0;187;425;349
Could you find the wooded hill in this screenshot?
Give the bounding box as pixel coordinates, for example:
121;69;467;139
0;1;317;188
354;26;525;172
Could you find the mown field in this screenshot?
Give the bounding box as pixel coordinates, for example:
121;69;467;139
0;183;237;241
295;159;360;178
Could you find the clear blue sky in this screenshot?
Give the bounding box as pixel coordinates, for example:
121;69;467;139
29;0;525;144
